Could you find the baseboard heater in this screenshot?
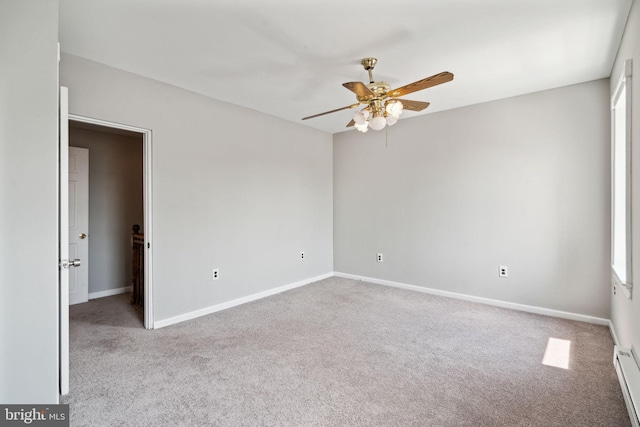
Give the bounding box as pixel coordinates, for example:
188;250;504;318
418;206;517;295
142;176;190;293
614;346;640;427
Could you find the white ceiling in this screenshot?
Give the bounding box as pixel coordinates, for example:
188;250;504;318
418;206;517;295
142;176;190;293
59;0;633;134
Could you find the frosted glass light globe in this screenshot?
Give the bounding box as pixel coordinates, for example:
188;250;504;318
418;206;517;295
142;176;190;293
386;100;403;117
353;110;366;125
369;116;386;131
355;122;368;132
385;115;398;126
356;122;369;133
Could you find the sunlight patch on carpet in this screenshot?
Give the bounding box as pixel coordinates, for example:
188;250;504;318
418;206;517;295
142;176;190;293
542;337;571;369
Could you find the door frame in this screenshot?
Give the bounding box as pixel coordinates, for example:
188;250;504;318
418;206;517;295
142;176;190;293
59;87;69;397
68;114;154;329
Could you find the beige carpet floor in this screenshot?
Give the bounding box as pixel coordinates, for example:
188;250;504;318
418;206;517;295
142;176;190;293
63;277;630;426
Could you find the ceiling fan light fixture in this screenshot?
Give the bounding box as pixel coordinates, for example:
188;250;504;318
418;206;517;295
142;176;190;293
386;100;403;118
302;58;453;133
353;109;369;125
369;115;387;131
385;115;398;126
355;122;369;132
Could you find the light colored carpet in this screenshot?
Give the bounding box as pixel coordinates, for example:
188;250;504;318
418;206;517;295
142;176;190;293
63;277;630;426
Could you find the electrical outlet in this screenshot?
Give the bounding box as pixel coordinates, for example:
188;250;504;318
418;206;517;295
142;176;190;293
300;251;305;260
212;268;219;280
499;266;508;278
377;253;383;263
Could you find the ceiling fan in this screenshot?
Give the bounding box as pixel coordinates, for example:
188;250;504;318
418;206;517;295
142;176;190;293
302;58;453;132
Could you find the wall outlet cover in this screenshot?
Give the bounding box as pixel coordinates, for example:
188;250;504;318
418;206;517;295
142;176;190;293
499;266;508;278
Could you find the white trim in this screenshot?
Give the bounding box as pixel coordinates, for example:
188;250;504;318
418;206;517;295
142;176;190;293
69;114;151;135
143;131;153;330
153;271;613;331
154;272;333;329
58;86;69;398
611;58;633;297
334;272;610;326
68;114;154;329
614;268;633;299
89;286;132;300
610;320;621;347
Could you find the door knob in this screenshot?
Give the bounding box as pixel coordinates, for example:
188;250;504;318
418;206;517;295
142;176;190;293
60;259;82;269
79;233;87;239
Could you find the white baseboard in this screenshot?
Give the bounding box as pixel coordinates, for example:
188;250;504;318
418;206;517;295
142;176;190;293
153;271;612;330
609;320;621;346
334;272;610;326
89;285;132;300
154;272;334;329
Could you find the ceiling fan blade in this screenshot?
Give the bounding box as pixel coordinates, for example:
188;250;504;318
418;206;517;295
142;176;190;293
346;119;355;127
343;82;375;99
397;99;430;112
302;103;360;120
387;72;453;98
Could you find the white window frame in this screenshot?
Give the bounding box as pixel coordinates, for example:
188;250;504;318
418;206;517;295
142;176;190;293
611;59;633;299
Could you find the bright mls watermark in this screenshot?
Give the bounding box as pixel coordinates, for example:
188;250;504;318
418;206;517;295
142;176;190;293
0;405;68;426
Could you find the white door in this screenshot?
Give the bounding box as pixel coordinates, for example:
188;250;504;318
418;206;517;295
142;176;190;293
59;86;69;396
68;146;89;305
69;147;89;304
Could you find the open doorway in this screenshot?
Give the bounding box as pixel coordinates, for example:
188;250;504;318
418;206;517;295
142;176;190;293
68;116;153;329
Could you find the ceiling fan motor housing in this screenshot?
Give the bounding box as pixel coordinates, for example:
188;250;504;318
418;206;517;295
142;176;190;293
366;82;390;97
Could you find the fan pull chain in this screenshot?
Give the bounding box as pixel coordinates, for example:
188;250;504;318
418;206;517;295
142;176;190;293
386;125;388;148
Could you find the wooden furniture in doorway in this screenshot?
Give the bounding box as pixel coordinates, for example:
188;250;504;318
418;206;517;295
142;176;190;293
131;224;144;311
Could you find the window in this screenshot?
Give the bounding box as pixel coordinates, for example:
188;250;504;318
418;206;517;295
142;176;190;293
611;59;633;298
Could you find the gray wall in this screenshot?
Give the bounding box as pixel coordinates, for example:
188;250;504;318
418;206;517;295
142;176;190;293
610;0;640;352
70;127;144;295
0;0;60;403
60;53;334;322
334;79;611;318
